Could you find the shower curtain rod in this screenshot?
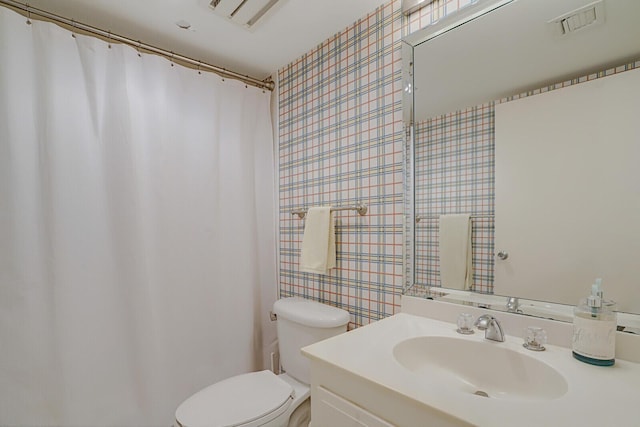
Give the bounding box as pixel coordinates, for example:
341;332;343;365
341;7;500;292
0;0;275;91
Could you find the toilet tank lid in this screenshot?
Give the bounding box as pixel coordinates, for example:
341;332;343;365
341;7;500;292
273;297;350;328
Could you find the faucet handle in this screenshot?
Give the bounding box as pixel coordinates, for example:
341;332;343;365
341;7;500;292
523;326;547;351
456;313;475;335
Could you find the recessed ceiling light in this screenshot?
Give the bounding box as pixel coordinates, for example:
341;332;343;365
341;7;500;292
175;19;192;30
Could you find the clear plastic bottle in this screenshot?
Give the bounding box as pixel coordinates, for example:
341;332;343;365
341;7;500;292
572;278;616;366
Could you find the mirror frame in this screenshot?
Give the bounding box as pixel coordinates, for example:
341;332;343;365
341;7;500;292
401;0;640;332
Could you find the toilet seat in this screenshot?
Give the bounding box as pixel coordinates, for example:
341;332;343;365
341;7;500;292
175;370;294;427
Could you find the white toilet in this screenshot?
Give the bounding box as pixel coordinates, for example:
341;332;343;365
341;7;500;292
175;297;350;427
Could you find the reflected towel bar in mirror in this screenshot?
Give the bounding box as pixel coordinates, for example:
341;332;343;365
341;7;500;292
291;202;368;219
415;214;494;223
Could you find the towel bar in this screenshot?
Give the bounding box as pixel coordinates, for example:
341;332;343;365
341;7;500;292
415;214;494;223
291;203;368;219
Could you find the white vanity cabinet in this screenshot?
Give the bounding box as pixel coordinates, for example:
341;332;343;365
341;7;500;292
307;356;470;427
312;385;393;427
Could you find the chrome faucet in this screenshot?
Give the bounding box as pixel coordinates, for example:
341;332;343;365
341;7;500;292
474;314;505;342
506;297;520;313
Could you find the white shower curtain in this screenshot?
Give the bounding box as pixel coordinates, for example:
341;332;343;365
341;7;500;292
0;7;277;426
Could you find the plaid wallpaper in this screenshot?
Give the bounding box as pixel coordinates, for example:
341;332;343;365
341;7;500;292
407;0;476;33
276;0;473;328
414;104;495;294
277;1;405;327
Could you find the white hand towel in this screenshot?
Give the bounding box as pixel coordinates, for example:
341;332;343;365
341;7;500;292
300;207;336;274
439;214;472;290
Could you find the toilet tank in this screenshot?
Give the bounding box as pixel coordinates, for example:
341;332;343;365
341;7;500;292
273;297;349;385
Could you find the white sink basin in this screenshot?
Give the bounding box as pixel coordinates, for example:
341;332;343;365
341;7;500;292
393;336;568;401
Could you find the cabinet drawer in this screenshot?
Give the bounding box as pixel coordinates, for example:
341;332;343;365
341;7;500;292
312;386;395;427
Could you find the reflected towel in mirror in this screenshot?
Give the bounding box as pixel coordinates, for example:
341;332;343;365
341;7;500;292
439;214;472;290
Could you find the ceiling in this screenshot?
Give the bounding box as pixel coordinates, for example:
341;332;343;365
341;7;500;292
20;0;386;80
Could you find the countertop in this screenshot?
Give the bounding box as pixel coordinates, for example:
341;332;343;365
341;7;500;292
302;311;640;427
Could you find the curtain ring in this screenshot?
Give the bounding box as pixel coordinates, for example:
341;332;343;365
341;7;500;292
197;61;202;75
25;4;32;25
170;52;174;67
71;19;76;38
107;30;112;49
136;40;142;57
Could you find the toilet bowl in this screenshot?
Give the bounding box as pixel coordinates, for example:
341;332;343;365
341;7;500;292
175;370;308;427
175;297;350;427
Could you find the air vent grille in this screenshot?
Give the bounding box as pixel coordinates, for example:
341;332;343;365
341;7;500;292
209;0;281;29
548;0;605;36
560;6;597;33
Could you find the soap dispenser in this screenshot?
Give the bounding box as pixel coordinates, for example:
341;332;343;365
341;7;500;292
572;278;616;366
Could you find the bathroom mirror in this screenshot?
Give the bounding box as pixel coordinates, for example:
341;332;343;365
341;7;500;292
403;0;640;329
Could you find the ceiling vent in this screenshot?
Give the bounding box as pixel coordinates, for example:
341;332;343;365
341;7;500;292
548;0;605;36
209;0;282;29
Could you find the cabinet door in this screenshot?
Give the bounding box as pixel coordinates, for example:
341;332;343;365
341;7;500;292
312;386;395;427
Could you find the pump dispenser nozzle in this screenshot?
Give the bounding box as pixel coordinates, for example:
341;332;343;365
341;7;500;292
588;279;603;310
594;278;603;298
